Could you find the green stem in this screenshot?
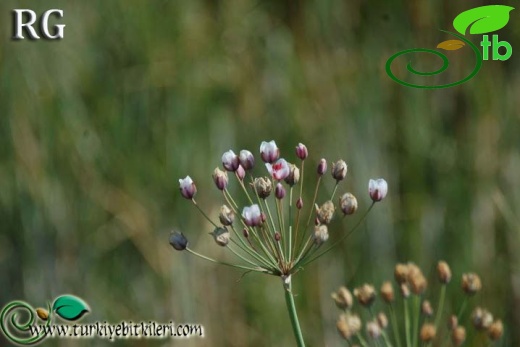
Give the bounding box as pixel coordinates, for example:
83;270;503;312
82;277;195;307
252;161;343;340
356;332;369;347
382;331;394;347
412;295;420;347
434;285;446;328
389;303;403;347
192;199;218;228
186;248;273;274
283;277;305;347
457;297;468;321
404;299;411;347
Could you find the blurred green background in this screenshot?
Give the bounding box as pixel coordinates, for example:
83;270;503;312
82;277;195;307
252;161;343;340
1;0;519;346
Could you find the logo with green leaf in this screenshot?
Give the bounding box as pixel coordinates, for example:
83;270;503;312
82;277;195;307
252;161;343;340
0;295;89;345
386;5;515;89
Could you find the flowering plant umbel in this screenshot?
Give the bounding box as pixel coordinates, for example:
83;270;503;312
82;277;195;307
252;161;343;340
171;140;387;346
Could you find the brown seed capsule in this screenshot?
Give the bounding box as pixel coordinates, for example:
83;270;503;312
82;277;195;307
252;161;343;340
488;320;503;341
211;227;231;247
472;307;493;330
366;320;381;339
336;314;362;340
448;315;458;330
377;312;388;329
452;326;466;346
462;273;482;295
407;263;427;295
380;282;394;303
420;323;436;342
315;201;335;225
437;261;452;284
296;198;303;210
251;177;272;199
354;284;376;307
331;286;353;310
394;263;409;284
36;308;49;321
219;205;235;226
284;164;300;186
400;283;410;299
421;300;433;317
313;225;329;245
331;160;348;181
274;232;281;242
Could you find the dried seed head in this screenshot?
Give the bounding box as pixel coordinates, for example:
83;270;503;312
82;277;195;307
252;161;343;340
452;326;466;346
332;160;348;181
239;150;255;170
353;284;376;307
366;320;381;339
420;324;436;342
211;227;230;247
222;150;240;171
169;231;188;251
317;158;327;176
394;263;409;284
251;177;272;199
313;225;329;245
421;300;433;317
284;164;300;186
472;307;493;330
36;308;49;321
219;205;235;226
377;312;388;329
462;273;482;295
437;261;452;284
400;283;410;299
339;193;358;215
295;143;308;160
448;315;458;330
380;282;394;303
296;197;303;210
179;176;197;199
275;183;286;200
488;320;503;341
337;314;361;340
212;168;229;191
316;200;335;224
331;286;353;310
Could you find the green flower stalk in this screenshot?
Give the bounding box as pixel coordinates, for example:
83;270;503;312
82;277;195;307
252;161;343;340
171;140;387;346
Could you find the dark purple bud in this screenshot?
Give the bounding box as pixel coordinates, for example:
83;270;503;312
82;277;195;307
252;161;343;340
222;150;240;171
296;197;303;210
212;168;228;190
274;232;281;242
179;176;197;199
169;231;188;251
275;183;286;199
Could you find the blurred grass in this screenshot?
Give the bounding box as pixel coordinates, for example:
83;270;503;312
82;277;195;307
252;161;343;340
0;0;519;346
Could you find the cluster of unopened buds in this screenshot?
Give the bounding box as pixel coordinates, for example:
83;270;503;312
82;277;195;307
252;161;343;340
171;140;388;278
332;261;503;347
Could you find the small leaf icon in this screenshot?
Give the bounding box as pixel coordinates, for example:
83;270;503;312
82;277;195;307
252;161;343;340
51;295;89;321
453;5;514;35
437;40;465;51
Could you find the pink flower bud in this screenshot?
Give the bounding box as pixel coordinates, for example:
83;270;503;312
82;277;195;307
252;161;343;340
212;168;228;190
295;143;308;160
222;150;239;171
239;150;255;170
260;140;280;163
274;232;281;242
296;197;303;210
368;178;388;202
266;158;290;181
275;183;286;199
242;204;262;227
317;158;327;176
236;165;246;180
179;176;197;199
